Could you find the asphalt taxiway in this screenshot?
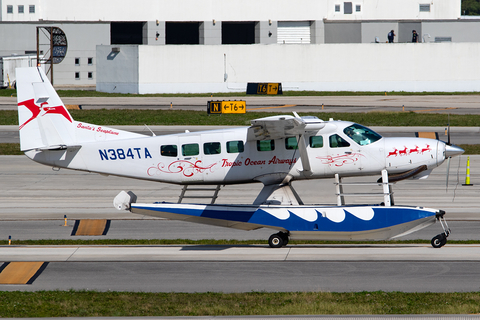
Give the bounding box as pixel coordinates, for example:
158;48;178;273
1;245;480;292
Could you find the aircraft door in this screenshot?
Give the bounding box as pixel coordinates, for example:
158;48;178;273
324;133;364;175
222;131;246;182
178;135;204;183
199;132;225;183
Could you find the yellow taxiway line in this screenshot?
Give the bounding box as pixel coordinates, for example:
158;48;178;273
0;261;48;284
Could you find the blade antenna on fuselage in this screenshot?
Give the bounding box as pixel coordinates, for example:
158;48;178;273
144;124;156;136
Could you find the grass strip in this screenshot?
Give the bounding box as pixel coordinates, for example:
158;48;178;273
1;239;480;246
1;291;480;317
2;109;480;126
0;143;23;155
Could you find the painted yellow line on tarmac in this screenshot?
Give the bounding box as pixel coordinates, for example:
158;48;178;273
65;104;82;110
0;262;48;284
416;132;438;139
248;104;297;111
71;219;111;236
414;107;457;113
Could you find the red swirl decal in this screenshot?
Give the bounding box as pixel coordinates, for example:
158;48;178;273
316;153;365;167
147;160;217;177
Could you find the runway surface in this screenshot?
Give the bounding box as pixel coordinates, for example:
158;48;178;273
1;245;480;292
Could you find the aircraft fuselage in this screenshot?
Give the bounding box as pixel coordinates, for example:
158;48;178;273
25;120;447;185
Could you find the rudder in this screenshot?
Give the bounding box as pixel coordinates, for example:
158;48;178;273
16;67;75;151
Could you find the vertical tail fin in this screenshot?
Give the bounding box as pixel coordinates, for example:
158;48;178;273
16;67;75;151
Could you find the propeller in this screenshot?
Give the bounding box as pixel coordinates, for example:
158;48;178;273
446;114;450;189
447;114;451;145
444;114;465;190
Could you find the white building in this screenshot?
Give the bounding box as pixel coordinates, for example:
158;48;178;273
1;0;478;92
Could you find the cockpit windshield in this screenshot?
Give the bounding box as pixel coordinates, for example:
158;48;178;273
343;124;382;146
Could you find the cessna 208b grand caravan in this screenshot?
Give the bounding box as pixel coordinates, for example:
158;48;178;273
17;67;464;248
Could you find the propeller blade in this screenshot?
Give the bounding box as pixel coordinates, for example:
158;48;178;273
447;114;451;145
445;156;451;190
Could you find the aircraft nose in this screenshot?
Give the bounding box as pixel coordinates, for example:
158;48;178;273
445;144;464;158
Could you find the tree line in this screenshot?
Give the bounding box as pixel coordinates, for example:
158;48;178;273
462;0;480;15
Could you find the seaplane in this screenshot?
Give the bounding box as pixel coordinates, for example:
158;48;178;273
16;67;464;248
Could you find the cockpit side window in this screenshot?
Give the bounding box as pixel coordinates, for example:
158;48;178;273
329;134;350;148
343;124;382;146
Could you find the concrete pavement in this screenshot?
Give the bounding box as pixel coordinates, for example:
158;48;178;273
2;95;480;113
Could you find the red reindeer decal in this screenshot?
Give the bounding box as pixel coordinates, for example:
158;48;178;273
421;144;432;154
409;145;420;154
387;148;398;157
398;146;408;156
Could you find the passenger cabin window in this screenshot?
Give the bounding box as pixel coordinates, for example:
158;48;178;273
182;143;199;156
257;140;275;151
161;145;178;157
204;142;221;155
343;124;382;146
285;137;298;150
329;134;350;148
309;136;323;148
226;140;244;153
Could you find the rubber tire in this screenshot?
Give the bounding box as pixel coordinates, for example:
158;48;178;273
431;233;446;248
268;234;284;248
279;232;289;246
440;234;448;247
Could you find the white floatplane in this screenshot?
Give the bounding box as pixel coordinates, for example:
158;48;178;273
16;67;463;248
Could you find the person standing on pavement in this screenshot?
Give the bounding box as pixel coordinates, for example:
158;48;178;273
412;30;418;42
388;30;395;43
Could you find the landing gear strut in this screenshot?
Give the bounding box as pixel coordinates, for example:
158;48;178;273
431;210;450;248
268;232;289;248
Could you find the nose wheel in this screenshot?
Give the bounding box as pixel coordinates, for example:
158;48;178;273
431;210;450;248
268;232;289;248
431;233;448;248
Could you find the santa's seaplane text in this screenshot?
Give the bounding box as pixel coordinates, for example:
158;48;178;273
16;67;463;248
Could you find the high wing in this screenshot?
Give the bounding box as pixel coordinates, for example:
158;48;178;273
249;112;325;141
248;112;325;173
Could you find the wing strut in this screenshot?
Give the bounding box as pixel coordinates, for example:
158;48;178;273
253;183;304;206
296;134;311;173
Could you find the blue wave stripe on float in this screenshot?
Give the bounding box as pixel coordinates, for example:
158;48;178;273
248;207;434;232
139;204;435;232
